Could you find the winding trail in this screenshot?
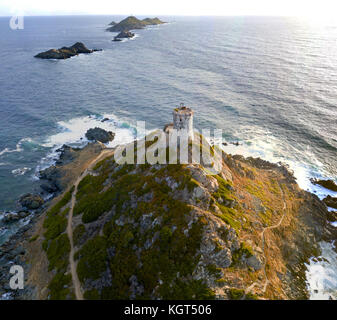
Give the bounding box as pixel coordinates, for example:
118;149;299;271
67;148;114;300
244;183;287;298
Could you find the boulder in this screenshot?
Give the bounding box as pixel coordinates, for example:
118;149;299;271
40;182;59;194
39;165;60;182
85;127;115;143
310;178;337;192
323;195;337;209
19;193;44;210
2;211;29;224
327;211;337;222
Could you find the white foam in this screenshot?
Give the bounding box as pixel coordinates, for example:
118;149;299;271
11;167;31;176
305;241;337;300
34;113;137;177
219;127;336;200
41;114;135;148
0;138;33;157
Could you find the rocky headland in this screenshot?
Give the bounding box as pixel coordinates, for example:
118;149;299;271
35;42;102;60
1;121;335;300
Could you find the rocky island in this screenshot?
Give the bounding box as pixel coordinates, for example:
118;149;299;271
106;16;165;32
35;42;102;60
113;31;135;41
0;107;336;300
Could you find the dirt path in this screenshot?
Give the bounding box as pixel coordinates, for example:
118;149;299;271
67;148;114;300
244;183;287;298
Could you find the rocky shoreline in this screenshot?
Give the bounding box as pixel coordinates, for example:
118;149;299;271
0;126;116;299
0;130;336;299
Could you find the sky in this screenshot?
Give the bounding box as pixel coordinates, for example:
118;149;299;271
1;0;337;19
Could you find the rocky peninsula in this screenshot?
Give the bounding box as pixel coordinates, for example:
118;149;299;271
35;42;102;60
0;110;336;300
1;131;336;299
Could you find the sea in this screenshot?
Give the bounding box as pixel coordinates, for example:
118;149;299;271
0;15;336;299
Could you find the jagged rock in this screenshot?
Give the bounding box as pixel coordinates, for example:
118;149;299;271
327;211;337;222
40;182;59;193
113;30;135;41
310;178;337;192
323;195;337;209
35;42;101;60
55;145;81;165
19;194;44;210
85;127;115;143
245;255;262;271
2;211;29;224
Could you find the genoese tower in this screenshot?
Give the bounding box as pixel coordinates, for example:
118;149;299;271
172;103;194;140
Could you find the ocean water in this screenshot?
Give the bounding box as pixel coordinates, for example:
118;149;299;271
0;15;336;298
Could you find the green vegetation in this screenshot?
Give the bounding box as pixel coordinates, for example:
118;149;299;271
48;272;73;300
229;288;245;300
43;233;70;272
211;175;242;231
206;264;222;278
73;161;215;299
231;242;254;266
43;207;69;241
73;224;86;247
76;236;108;283
41;188;74;299
228;288;258;300
29;235;39;242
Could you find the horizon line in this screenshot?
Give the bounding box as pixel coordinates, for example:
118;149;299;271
0;13;313;18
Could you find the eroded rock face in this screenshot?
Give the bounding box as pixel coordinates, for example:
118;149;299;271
85;127;115;143
35;42;101;60
19;194;44;210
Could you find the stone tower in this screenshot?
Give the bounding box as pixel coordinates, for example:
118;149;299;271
173;103;194;140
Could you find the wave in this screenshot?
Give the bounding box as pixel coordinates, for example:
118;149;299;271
11;167;31;176
0;138;33;157
305;242;337;300
34;113;139;176
218;126;337;201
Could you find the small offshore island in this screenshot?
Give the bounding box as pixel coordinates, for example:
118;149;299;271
0;107;336;300
107;16;165;33
108;16;166;41
35;42;102;60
